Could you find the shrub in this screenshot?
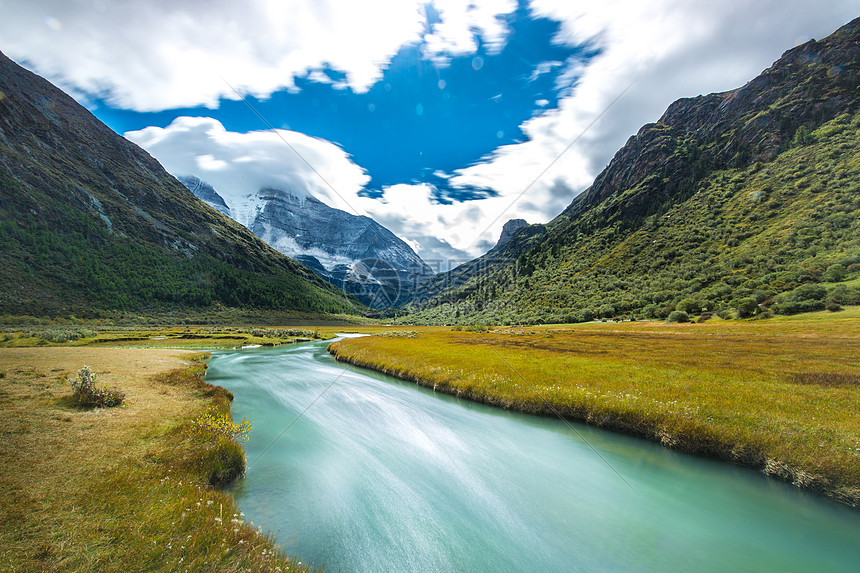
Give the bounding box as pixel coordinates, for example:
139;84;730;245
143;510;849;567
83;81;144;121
192;406;251;486
676;298;702;314
666;311;689;323
34;328;96;343
772;284;828;315
202;436;246;486
70;366;125;408
598;304;616;319
641;304;658;319
823;263;847;283
578;309;595;322
192;407;252;443
736;298;759;318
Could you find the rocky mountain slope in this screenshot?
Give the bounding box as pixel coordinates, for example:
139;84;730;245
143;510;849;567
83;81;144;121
176;175;231;216
180;179;434;308
408;17;860;324
0;51;360;317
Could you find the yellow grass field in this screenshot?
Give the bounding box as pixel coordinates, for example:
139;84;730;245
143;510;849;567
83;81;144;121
0;347;311;572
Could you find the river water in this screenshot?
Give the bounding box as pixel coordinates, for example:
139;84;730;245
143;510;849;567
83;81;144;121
206;339;860;572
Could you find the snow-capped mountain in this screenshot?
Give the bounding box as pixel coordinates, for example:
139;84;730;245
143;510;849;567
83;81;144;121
176;175;231;216
180;178;434;308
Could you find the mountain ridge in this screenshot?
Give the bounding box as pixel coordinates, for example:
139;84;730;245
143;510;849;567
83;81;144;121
179;178;434;308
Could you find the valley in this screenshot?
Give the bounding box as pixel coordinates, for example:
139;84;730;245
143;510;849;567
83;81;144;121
1;8;860;573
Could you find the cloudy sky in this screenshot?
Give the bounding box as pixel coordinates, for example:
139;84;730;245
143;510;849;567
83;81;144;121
2;1;857;266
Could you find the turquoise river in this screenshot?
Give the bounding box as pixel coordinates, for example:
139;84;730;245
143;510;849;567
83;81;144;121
205;338;860;572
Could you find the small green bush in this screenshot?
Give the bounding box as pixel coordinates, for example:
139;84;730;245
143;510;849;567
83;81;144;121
666;311;690;323
70;366;125;408
202;436;246;486
823;263;847;283
34;328;96;343
736;298;759;318
772;284;827;315
676;298;703;314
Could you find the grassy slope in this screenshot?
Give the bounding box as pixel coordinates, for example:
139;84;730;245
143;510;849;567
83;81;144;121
329;310;860;507
0;347;312;572
410;110;860;325
409;15;860;326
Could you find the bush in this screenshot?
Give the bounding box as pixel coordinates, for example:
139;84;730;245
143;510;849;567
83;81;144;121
676;298;703;314
70;366;125;408
736;298;759;318
202;436;246;486
576;309;595;323
192;406;251;443
33;328;96;343
772;284;828;315
192;406;251;486
823;263;847;283
666;311;690;323
598;304;617;319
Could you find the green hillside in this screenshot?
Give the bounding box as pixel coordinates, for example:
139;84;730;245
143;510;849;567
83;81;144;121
409;18;860;325
0;51;360;318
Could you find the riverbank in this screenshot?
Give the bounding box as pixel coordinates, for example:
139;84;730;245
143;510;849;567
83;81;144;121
0;347;312;572
328;311;860;508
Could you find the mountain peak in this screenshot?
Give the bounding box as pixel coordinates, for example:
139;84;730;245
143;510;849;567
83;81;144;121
496;219;529;249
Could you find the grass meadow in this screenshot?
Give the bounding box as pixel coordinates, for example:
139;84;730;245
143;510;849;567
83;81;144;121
329;309;860;507
0;346;313;572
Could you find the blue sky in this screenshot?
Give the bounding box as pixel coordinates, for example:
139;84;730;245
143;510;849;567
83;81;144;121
92;6;587;201
2;1;856;262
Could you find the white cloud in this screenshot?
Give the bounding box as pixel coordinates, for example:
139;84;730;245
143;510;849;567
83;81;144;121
125;117;370;221
1;0;518;111
422;0;517;64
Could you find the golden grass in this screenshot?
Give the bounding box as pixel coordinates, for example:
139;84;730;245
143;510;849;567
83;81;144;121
0;347;313;572
329;311;860;507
